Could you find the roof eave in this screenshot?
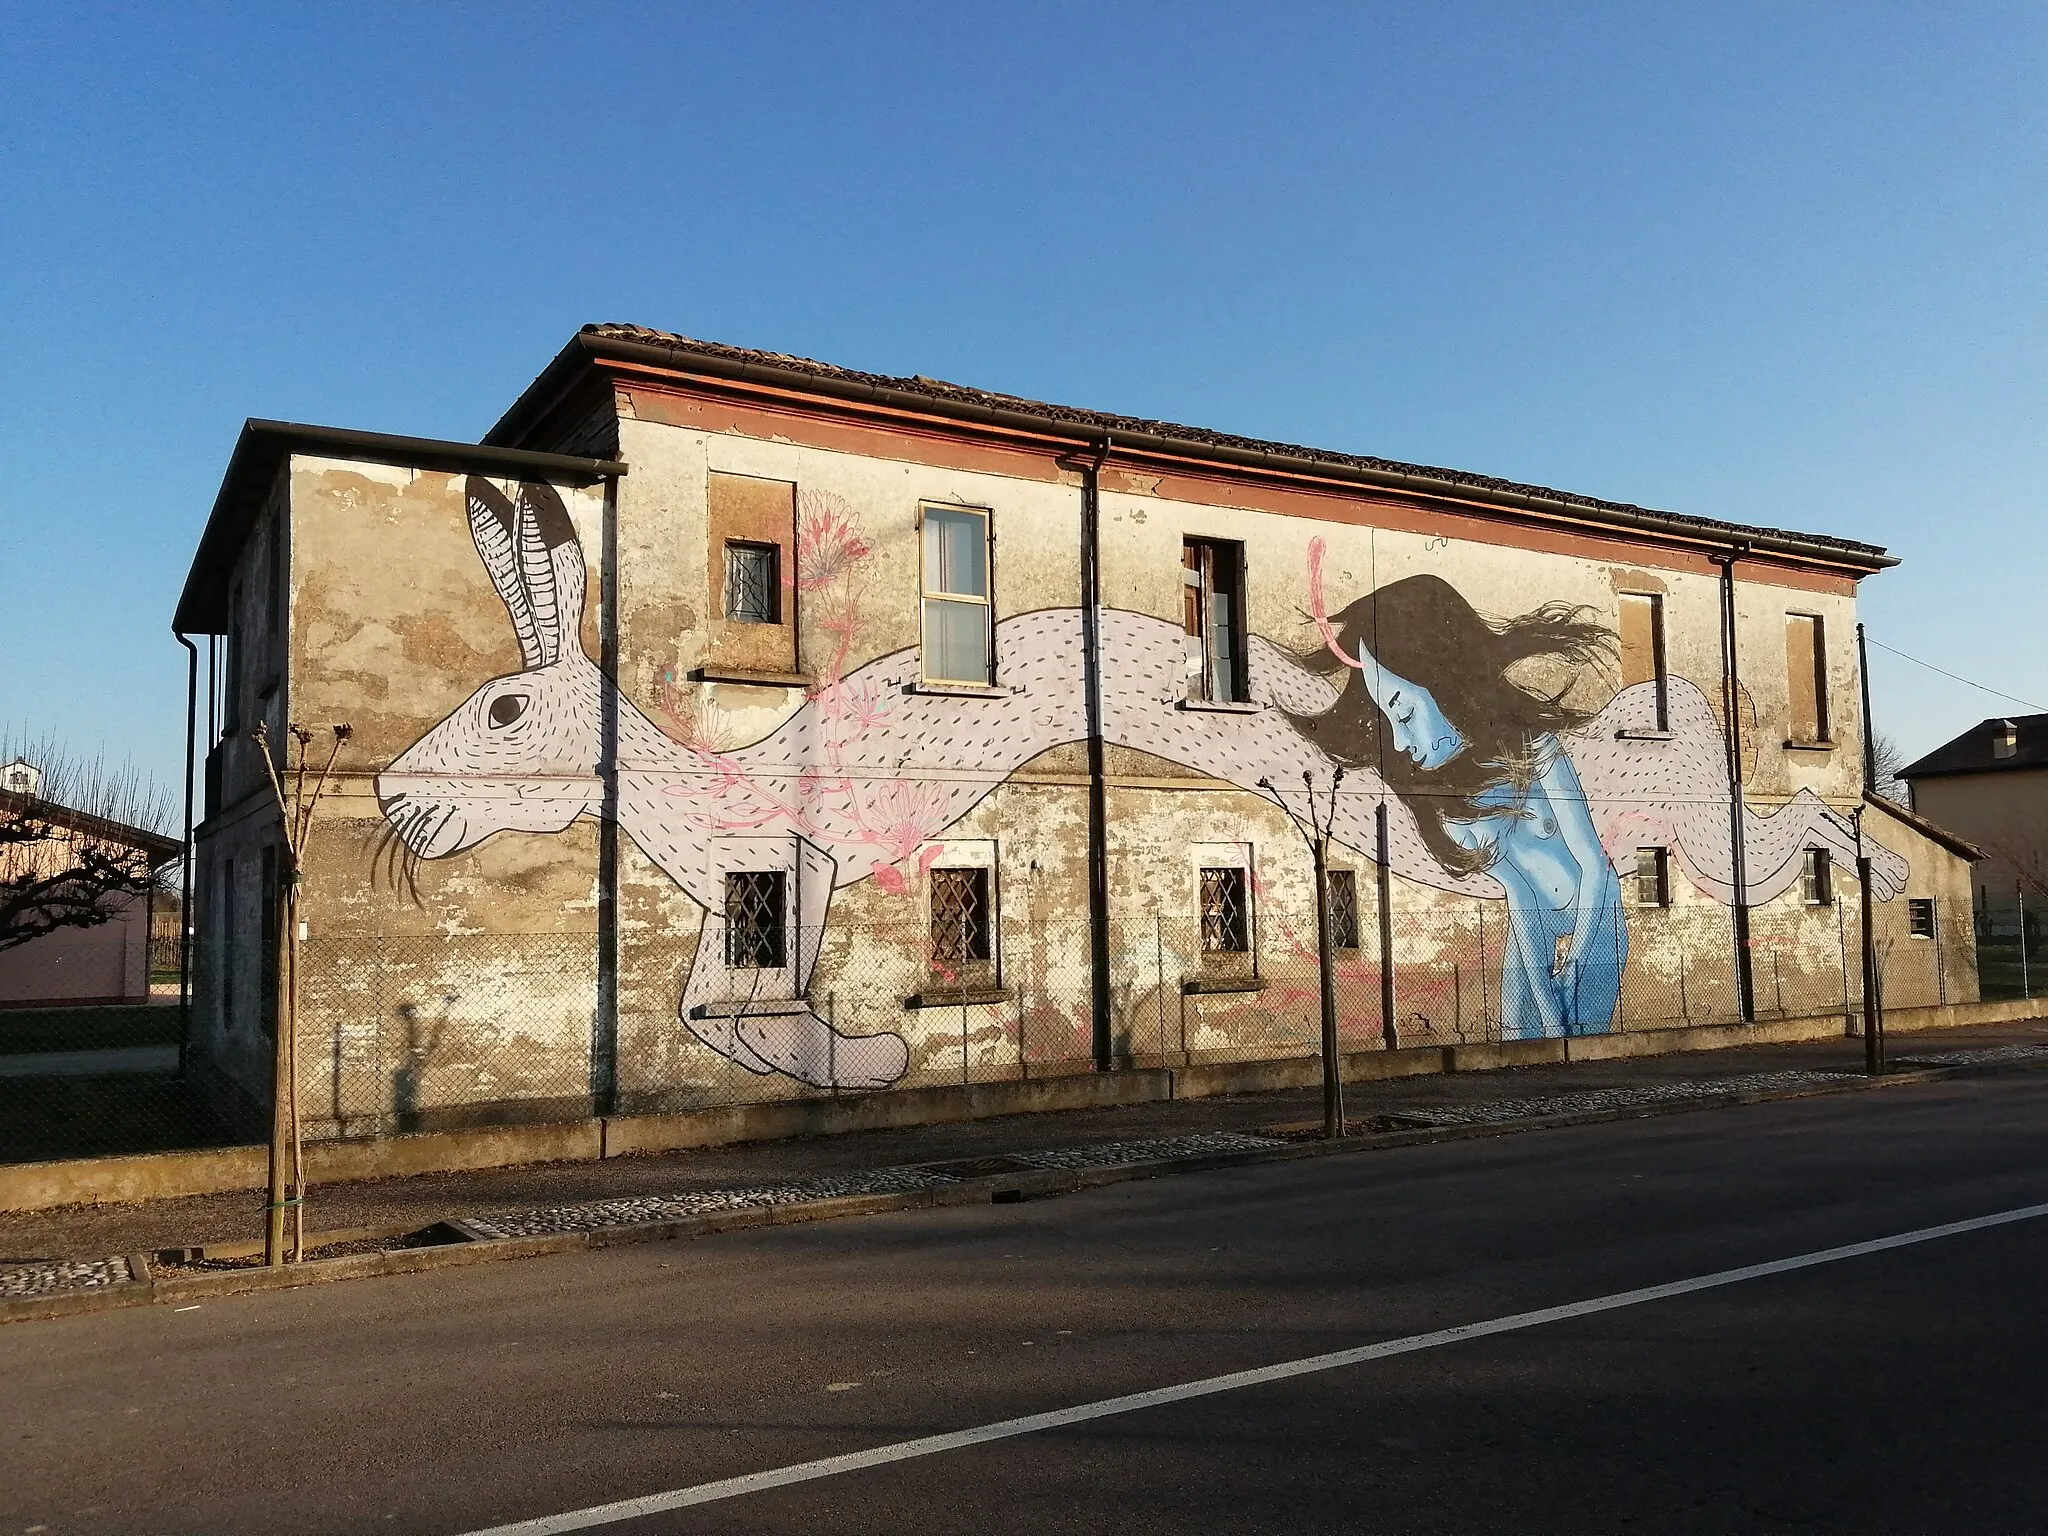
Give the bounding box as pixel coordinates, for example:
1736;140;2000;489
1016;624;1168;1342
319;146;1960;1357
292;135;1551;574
537;328;1897;576
1865;792;1985;862
174;420;626;635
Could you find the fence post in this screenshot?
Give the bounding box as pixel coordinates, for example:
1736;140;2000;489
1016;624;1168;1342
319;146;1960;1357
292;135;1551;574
2021;883;2032;1000
1155;913;1168;1065
1837;896;1853;1033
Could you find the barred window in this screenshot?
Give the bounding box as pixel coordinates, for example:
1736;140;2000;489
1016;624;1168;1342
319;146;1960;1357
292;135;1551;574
1200;866;1250;953
1801;848;1833;906
724;871;787;968
1908;898;1936;939
725;541;780;625
929;867;993;971
1635;847;1671;908
1325;868;1360;950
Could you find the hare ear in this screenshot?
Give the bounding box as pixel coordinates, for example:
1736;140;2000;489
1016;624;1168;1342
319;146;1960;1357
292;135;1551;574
515;481;586;667
468;478;546;668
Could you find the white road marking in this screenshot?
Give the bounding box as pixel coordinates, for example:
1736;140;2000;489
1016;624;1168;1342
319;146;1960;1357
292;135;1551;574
458;1200;2048;1535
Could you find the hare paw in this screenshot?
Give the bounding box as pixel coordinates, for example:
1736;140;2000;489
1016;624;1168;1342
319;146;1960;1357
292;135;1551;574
733;1009;909;1089
682;1010;785;1078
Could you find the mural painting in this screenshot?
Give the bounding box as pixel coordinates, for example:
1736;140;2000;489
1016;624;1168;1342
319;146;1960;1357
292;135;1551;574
374;480;1908;1089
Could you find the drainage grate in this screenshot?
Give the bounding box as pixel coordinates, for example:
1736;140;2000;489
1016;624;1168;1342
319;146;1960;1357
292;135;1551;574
923;1155;1041;1180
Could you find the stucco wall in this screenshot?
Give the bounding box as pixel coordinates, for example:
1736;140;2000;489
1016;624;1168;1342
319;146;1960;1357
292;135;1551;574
1910;768;2048;920
185;394;1972;1133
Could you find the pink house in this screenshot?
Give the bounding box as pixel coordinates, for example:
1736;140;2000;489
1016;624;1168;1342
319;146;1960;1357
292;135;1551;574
0;786;181;1009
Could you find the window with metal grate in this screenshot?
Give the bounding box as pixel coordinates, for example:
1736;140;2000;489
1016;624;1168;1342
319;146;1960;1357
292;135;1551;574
725;541;781;625
1201;866;1250;953
724;870;787;968
929;867;993;972
1325;867;1360;949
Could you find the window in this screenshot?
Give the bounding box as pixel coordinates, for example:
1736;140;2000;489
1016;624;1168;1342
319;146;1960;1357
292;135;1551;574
1325;868;1361;950
268;513;287;639
225;582;244;729
1801;848;1834;906
724;541;780;624
1786;614;1829;744
921;506;992;684
1635;847;1671;908
1907;898;1936;939
1200;866;1251;953
724;871;787;968
929;867;994;974
220;857;236;1034
260;844;280;1039
707;473;797;674
1182;540;1248;703
1618;593;1668;731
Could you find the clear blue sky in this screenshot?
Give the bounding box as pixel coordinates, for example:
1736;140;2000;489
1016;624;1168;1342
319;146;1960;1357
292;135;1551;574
3;3;2042;801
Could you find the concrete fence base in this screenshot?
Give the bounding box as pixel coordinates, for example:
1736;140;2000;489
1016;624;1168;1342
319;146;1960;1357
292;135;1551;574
4;995;2042;1214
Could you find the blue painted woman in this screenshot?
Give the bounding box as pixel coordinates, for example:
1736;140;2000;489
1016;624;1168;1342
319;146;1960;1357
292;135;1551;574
1290;573;1627;1039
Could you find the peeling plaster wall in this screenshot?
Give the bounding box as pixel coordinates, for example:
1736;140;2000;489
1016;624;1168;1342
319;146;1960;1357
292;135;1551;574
196;393;1973;1133
280;457;608;1135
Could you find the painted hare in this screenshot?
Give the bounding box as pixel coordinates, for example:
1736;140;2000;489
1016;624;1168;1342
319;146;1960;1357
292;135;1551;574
377;479;1907;1087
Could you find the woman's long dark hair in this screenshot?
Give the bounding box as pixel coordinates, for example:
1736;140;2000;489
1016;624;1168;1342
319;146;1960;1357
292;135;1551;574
1289;574;1615;875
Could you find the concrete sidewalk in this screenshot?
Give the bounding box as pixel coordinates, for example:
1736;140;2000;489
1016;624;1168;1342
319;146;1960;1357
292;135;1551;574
5;1017;2047;1265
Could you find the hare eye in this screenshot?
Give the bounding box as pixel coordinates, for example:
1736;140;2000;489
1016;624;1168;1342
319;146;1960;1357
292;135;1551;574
488;693;529;728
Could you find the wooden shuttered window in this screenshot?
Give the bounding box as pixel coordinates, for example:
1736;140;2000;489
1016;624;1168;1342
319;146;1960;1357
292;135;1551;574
1786;614;1829;744
708;473;797;674
1618;592;1668;731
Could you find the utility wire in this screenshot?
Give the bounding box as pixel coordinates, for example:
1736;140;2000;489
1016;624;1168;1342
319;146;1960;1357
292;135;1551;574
1864;636;2047;714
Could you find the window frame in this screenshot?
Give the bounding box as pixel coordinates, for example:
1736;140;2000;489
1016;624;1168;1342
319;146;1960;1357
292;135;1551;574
1801;848;1834;907
1907;897;1936;940
919;504;994;686
1182;538;1250;704
1634;846;1671;908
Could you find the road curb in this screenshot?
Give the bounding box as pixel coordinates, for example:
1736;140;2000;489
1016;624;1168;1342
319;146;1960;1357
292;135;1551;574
3;1053;2040;1327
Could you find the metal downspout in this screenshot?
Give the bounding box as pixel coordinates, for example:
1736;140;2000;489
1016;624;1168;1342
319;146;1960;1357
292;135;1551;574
1856;621;1884;1070
1080;437;1115;1071
594;473;621;1115
1715;548;1755;1021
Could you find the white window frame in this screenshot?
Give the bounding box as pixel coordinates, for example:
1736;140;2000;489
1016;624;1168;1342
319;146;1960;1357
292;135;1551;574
919;504;994;685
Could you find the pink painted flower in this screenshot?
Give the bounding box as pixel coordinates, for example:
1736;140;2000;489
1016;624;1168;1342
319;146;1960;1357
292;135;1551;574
795;492;872;591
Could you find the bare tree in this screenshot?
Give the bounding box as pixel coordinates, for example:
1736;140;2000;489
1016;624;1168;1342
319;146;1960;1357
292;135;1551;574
1869;730;1908;805
0;729;177;954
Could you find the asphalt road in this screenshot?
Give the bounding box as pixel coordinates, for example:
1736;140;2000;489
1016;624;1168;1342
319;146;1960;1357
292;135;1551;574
8;1074;2048;1535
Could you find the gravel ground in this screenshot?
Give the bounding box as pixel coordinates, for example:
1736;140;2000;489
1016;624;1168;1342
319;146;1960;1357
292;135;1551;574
5;1018;2045;1265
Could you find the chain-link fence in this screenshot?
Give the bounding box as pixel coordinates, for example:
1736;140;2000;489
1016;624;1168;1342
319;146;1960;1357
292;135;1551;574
1975;910;2043;1002
0;887;1981;1167
0;1002;228;1164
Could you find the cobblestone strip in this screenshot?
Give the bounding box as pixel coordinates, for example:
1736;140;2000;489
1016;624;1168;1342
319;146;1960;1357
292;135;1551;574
1382;1070;1859;1127
1010;1131;1283;1170
463;1132;1287;1240
0;1256;133;1300
1893;1043;2048;1068
462;1167;956;1240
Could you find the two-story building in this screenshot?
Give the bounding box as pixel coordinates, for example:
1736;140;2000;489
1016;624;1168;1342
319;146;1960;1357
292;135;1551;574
172;325;1976;1137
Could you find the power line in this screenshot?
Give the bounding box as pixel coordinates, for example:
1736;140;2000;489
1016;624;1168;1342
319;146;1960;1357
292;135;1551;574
1865;636;2048;714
